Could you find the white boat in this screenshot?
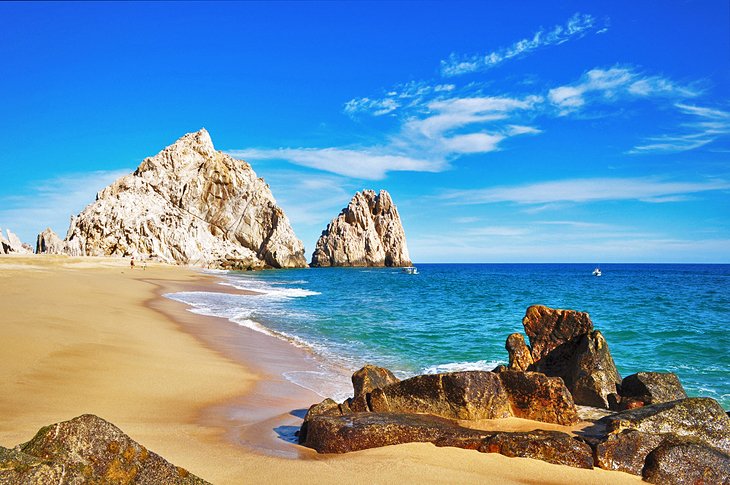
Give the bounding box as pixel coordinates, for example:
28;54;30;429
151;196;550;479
592;268;602;277
402;266;418;275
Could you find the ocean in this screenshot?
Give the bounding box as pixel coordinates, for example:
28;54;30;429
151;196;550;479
167;263;730;409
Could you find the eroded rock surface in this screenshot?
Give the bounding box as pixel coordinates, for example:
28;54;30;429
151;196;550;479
505;333;533;371
0;229;32;254
620;372;687;406
498;370;580;425
643;439;730;485
311;189;411;267
0;414;208;484
522;305;594;361
35;227;67;255
48;129;306;269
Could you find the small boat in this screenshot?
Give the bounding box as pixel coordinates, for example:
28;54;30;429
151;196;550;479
402;266;418;275
592;268;602;277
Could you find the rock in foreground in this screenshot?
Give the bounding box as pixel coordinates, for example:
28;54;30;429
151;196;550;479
0;414;208;484
311;189;411;267
40;129;307;269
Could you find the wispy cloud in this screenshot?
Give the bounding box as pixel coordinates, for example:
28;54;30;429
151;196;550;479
548;67;700;115
0;169;130;244
440;177;730;205
631;103;730;154
440;13;602;77
228;148;444;180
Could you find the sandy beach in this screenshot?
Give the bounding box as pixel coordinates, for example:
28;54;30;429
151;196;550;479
0;255;643;484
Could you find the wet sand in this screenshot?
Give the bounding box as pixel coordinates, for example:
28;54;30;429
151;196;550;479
0;254;642;484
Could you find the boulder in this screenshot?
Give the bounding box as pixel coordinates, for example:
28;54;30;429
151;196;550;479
369;371;512;420
522;305;593;361
475;430;594;469
35;227;67;255
602;397;730;455
0;414;208;484
595;429;665;475
505;333;533;371
349;364;400;412
311;189;411;267
497;370;580;425
302;413;594;469
620;372;687;405
298;398;343;444
0;229;32;255
58;129;307;269
302;412;484;453
643;439;730;485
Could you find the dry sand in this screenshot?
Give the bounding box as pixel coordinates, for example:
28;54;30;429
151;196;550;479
0;254;643;484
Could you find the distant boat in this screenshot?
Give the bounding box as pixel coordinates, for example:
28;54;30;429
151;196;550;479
592;268;602;277
402;266;418;275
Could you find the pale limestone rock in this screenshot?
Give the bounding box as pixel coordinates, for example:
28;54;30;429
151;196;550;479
36;227;67;255
1;229;32;254
62;129;307;269
311;189;411;267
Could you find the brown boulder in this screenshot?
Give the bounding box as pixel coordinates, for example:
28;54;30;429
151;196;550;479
1;414;208;484
522;305;593;361
603;397;730;455
643;439;730;485
532;330;621;409
302;412;485;453
497;370;580;425
298;398;343;444
477;430;594;469
595;429;665;475
348;364;400;412
369;371;512;420
505;333;533;371
620;372;687;405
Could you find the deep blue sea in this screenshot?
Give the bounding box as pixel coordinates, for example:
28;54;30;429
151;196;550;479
168;264;730;409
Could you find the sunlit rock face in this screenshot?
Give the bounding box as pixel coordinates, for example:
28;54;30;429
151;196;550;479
58;129;307;269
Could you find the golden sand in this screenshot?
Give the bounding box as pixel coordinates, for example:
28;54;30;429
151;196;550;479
0;255;642;484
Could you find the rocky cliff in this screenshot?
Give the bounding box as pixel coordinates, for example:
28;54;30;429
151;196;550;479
1;228;32;254
311;189;411;267
42;129;307;269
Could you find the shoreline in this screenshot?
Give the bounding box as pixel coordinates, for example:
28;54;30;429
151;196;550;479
0;255;644;484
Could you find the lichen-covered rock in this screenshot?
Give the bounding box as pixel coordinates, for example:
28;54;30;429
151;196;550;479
0;414;208;484
497;370;580;425
35;227;67;255
595;429;666;475
477;430;594;469
620;372;687;405
643;439;730;485
522;305;594;362
369;371;512;420
310;189;411;267
59;129;306;269
603;397;730;455
505;333;533;371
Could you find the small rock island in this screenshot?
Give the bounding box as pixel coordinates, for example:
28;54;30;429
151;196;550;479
311;189;411;267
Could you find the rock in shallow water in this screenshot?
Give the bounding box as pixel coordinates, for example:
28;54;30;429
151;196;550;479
310;189;411;267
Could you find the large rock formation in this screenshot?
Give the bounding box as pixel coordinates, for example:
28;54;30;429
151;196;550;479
40;129;307;269
511;305;622;409
310;189;411;267
0;414;208;484
0;229;32;254
35;227;67;255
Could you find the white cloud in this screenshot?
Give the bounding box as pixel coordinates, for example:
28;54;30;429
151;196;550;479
228;148;444;180
440;177;730;205
631;103;730;154
0;169;131;245
441;13;601;77
344;97;399;117
548;67;700;115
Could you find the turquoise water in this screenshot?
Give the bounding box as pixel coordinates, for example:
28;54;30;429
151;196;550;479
168;264;730;409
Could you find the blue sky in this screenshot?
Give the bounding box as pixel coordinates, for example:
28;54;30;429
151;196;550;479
1;1;729;262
